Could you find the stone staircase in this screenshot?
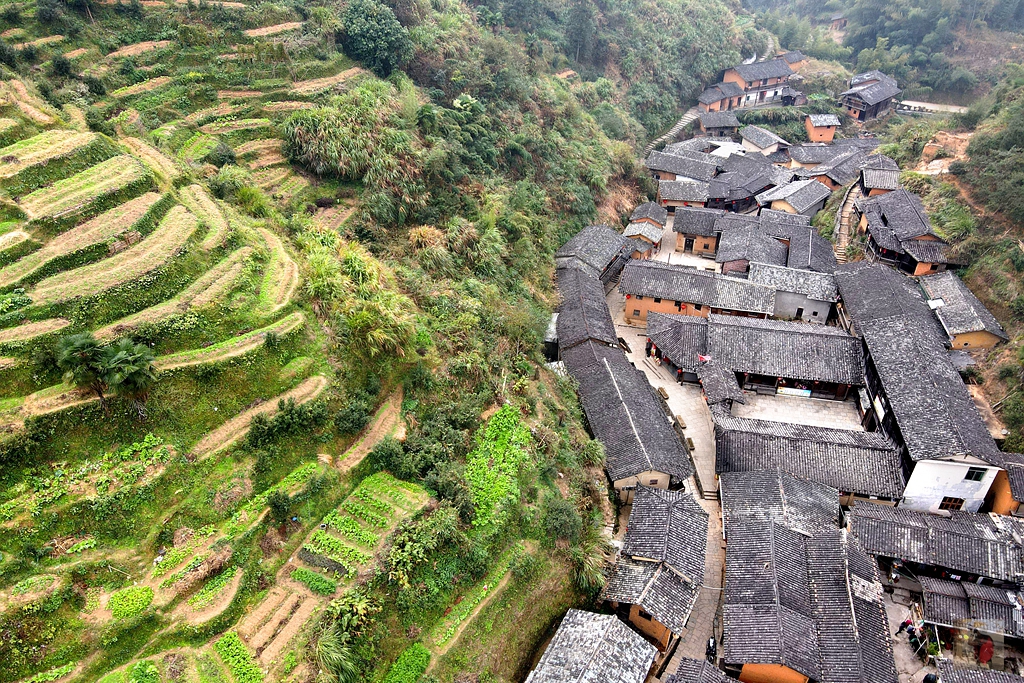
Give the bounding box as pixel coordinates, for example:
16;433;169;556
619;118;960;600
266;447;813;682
643;107;700;157
833;183;863;264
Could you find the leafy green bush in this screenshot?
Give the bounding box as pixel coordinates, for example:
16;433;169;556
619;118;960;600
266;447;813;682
341;0;413;77
126;661;160;683
291;566;337;595
543;495;582;543
382;643;430;683
465;404;532;531
214;632;263;683
24;662;76;682
108;585;153;619
188;567;238;609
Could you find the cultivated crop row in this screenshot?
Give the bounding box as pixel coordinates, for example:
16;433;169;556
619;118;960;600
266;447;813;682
0;130;97;179
93;246;253;339
19;155;151;220
122;137;181;183
180;184;229;250
0;192;163;288
31;204;199;305
257;228;298;316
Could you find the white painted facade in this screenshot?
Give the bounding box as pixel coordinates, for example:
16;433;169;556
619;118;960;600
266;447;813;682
900;457;999;513
741;138;783;156
772;290;832;324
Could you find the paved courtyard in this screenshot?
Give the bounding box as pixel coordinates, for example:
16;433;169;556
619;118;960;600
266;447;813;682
731;392;865;431
651;217;721;272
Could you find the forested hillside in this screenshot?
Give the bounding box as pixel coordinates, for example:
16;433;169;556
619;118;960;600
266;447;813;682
0;0;762;680
754;0;1024;100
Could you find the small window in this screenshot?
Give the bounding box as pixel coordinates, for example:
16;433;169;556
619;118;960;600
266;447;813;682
939;496;966;511
930;263;939;271
633;309;641;317
654;297;662;303
694;304;703;311
964;467;987;482
638;609;652;620
812;311;819;317
703;243;710;249
636;295;643;300
649;479;658;485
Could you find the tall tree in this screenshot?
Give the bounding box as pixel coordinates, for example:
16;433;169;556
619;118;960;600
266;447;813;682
56;332;109;412
340;0;413;77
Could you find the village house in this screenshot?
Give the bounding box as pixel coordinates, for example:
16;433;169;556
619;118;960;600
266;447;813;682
619;260;775;324
697;110;741;138
778;50;809;72
673;207;725;257
754;179;832;217
861;316;1004;513
524;609;657;683
919;271;1009;349
833;261;943;337
984;453;1024;515
747;262;838;323
722;58;797;108
796;148;870;190
713;410;904;504
706;154;793;212
658;180;711;211
603;486;708;651
624;221;664;250
858;153;901;196
698;80;745;113
804;114;841;143
854;189;954;274
560;340;694;502
848;502;1024;587
645;150;719;184
829;13;847;31
631;201;669;229
840;71;902;121
919;577;1024;649
719;469;899;683
645;312;710;383
555;224;638;289
715;220;789;275
786;138;879;170
938;661;1024;683
555;267;619;351
740;125;791;156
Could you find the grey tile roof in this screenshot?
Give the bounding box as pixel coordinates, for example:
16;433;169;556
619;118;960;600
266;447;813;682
659;180;711;203
781;50;806;64
732;58;794;82
624;221;664;243
603;486;708;634
919;271;1008;341
666;659;737;683
699;110;740;128
740;125;791;150
720;469;841;537
556;224;633;279
646;312;708;373
723;523;896;683
938;662;1024;683
856;190;941;253
786;228;839;273
646;151;719;182
755;179;832;214
619;260;775;315
842;72;901;106
698;81;744;104
920;576;1024;637
673;207;725;237
902;238;955;265
666;137;716;154
759;207;811;233
566;343;694;484
748;262;839;302
706;313;864;384
713;413;904;498
789;143;848;165
834;262;947;338
808;114;842;127
859;154;900;190
859;314;1000;463
561;339;624;377
848;503;1024;582
715;223;789;267
697;359;744;405
798;149;869;186
630;201;668;226
525;609;657;683
556;268;618;349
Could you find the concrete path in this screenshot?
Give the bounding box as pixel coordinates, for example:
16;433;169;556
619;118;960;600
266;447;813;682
732;393;864;431
898;100;968;114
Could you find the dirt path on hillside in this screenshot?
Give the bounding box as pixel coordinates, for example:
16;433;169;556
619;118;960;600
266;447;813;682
335;389;405;472
190;375;328;459
428;572;512;667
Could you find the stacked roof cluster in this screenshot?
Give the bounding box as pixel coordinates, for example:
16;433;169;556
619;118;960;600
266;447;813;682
721;470;899;683
855;189;956;269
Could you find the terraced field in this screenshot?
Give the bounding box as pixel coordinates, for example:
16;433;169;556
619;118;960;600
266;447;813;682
0;130;97;179
18;154;151;221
